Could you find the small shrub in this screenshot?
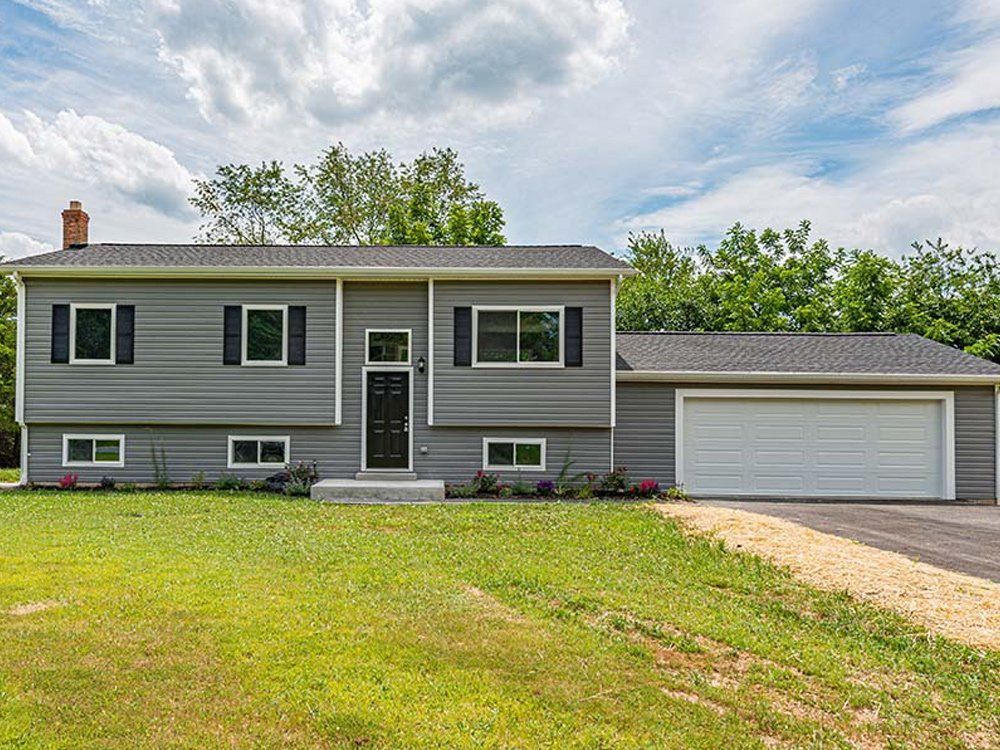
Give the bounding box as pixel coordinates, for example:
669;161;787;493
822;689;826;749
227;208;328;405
599;467;629;494
148;435;170;488
249;479;268;492
497;484;513;499
629;479;660;498
99;475;116;491
446;482;477;499
575;482;594;500
535;480;555;496
472;470;499;495
215;473;244;490
57;472;78;490
191;471;207;490
284;477;312;497
283;462;319;497
509;480;534;497
117;482;137;492
661;485;689;501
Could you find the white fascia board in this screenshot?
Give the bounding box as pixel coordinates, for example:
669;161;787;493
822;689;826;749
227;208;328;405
5;265;636;280
616;370;1000;385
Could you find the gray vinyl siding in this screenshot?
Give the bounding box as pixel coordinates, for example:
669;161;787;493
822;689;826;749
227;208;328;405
23;279;337;425
615;382;997;501
614;383;676;484
432;281;612;426
26;424;611;485
340;281;429;473
954;386;997;499
22;279;617;485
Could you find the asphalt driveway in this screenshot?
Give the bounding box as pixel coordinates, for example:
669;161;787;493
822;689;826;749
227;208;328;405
704;501;1000;582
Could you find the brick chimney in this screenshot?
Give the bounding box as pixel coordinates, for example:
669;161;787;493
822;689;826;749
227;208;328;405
61;200;89;249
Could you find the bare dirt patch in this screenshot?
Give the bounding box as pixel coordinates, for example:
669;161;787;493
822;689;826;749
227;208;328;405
6;600;64;616
656;503;1000;650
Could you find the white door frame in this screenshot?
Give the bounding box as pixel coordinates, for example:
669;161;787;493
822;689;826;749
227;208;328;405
360;365;414;472
674;388;956;500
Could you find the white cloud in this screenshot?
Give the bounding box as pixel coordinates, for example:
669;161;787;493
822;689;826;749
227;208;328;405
831;63;865;91
889;1;1000;133
148;0;631;127
0;231;55;260
623;119;1000;253
0;109;194;217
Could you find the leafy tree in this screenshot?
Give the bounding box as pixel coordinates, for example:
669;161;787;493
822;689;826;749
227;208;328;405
0;267;17;466
190;162;299;245
831;249;898;332
616;231;707;331
617;221;1000;362
192;145;505;246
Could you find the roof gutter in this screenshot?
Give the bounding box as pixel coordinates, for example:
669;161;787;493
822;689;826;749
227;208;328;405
616;370;1000;385
0;265;637;280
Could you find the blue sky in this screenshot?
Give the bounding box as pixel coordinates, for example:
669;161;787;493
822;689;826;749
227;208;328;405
1;0;999;258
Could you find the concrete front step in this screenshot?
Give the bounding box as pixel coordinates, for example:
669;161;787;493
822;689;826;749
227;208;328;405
311;478;446;503
354;471;418;481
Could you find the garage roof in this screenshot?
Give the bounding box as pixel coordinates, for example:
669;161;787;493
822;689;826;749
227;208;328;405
616;332;1000;383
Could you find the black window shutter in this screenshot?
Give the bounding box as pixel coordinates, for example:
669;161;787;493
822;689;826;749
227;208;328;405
115;305;135;364
51;304;70;363
288;306;306;365
454;307;472;366
223;305;242;365
565;307;583;367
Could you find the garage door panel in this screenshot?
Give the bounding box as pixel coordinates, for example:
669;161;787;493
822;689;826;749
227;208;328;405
755;475;806;491
816;425;868;441
682;395;945;499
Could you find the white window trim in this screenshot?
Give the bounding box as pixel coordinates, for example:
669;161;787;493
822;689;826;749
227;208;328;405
62;433;125;468
69;303;116;365
227;435;291;469
674;388;956;501
482;437;547;472
241;304;288;366
365;328;412;366
472;305;565;368
360;366;414;473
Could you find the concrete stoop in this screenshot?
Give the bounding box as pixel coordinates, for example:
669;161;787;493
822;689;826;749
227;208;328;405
311;478;446;503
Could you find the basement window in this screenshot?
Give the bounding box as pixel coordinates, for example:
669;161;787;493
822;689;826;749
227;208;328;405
228;436;289;468
62;434;125;467
482;438;546;471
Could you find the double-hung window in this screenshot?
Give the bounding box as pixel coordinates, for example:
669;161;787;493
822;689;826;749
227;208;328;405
473;306;563;367
62;434;125;467
243;305;287;366
228;436;290;468
482;438;546;471
70;303;115;364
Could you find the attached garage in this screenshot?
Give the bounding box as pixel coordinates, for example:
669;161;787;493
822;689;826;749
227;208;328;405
676;390;952;499
613;332;1000;503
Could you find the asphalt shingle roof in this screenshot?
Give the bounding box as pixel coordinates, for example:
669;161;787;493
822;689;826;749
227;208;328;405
615;331;1000;377
2;243;631;272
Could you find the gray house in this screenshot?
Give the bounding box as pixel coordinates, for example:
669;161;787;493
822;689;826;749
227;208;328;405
3;202;1000;502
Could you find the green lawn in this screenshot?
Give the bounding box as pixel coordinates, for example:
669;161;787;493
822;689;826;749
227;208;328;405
0;492;996;749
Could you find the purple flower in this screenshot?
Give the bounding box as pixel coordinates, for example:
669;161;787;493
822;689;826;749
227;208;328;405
536;480;555;495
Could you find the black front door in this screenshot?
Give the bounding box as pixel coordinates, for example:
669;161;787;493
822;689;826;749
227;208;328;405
365;371;410;469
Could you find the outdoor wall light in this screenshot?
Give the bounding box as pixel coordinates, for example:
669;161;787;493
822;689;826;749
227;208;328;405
417;356;427;374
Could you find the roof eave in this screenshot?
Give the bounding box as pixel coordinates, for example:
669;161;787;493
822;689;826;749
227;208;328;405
1;265;636;280
615;370;1000;385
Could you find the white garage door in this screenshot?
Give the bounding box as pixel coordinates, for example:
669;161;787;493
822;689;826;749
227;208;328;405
679;393;949;499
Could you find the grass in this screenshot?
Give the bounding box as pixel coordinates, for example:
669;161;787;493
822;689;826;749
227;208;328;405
0;468;18;483
0;492;996;749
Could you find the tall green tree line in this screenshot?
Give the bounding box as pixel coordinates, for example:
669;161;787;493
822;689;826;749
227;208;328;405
616;221;1000;361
